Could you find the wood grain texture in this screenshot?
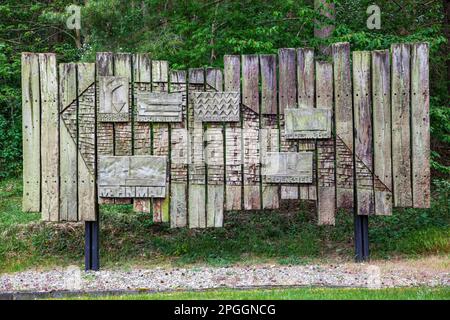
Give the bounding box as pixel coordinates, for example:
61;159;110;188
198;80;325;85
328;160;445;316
77;63;96;221
278;48;299;200
22;53;41;212
353;51;374;216
59;63;77;221
297;48;317;200
223;55;242;211
411;43;430;208
39;53;59;221
206;68;225;227
316;61;336;225
242;55;261;210
372;50;392;215
391;44;412;207
332;42;354;209
188;68;206;228
260;54;280;209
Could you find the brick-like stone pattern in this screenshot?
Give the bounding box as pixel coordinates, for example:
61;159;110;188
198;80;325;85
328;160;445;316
335;136;354;189
188;84;206;184
205;127;224;184
133;83;152;155
242;106;260;184
355;156;373;189
78;84;96;174
225;125;242;185
317;139;335;187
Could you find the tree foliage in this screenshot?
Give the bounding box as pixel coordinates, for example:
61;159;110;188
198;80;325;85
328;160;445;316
0;0;448;178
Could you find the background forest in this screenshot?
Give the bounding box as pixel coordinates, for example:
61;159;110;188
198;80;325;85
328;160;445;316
0;0;448;179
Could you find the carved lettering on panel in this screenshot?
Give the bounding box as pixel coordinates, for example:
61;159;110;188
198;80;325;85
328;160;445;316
98;155;167;198
193;91;240;122
136;92;183;122
98;76;130;122
285;108;331;139
262;152;313;183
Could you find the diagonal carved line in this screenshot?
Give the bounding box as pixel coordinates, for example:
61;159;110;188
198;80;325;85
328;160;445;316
59;82;95;114
336;134;392;193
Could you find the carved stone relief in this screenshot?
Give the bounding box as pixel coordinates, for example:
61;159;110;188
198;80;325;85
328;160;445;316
98;76;130;122
193;91;240;122
262;152;313;183
136;92;183;122
285;108;331;139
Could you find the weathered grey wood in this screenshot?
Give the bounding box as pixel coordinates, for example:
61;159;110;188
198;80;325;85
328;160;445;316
332;42;354;209
22;53;41;212
152;60;170;222
372;50;392;216
77;63;97;221
96;52;115;204
39;53;59;221
297;48;317;200
224;55;242;211
316;61;336;224
260;54;280;209
279;48;299;200
59;63;78;221
353;51;374;216
133;54;152;214
391;44;412;207
188;68;206;228
206;68;225;227
242;55;261;210
170;70;188;228
411;43;430;208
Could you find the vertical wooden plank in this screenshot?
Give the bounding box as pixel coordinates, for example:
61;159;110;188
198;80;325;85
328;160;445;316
188;68;206;228
59;63;77;221
152;60;170;222
96;52;114;204
77;63;96;221
260;54;280;209
332;42;354;209
372;50;393;215
224;55;242;211
22;53;41;213
170;70;188;227
353;51;374;216
39;53;59;221
411;43;430;208
297;48;317;200
242;55;261;210
206;68;225;227
133;53;152;213
278;48;299;200
391;44;412;207
316;61;336;224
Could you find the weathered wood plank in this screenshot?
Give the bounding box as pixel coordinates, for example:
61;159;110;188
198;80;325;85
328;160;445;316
260;54;280;209
206;68;225;227
22;53;41;213
152;60;170;222
59;63;78;221
391;44;412;207
278;48;299;200
316;61;336;224
96;52;115;204
297;48;317;200
224;55;242;211
372;50;392;215
411;43;430;208
188;68;206;228
133;54;152;213
332;42;354;209
170;70;188;228
39;53;59;221
353;51;374;216
77;63;96;221
242;55;261;210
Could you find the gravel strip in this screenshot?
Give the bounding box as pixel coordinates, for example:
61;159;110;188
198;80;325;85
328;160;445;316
0;263;448;294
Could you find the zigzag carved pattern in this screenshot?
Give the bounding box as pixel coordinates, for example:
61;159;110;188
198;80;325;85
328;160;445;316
193;91;240;121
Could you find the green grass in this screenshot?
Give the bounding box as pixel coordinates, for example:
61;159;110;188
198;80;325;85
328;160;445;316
64;287;450;300
0;177;449;273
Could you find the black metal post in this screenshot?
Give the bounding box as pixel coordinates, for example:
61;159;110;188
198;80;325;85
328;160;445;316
85;219;100;271
354;213;369;262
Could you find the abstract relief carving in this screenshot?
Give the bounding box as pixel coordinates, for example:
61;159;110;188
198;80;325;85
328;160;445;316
98;76;129;122
136;92;183;122
285;108;331;139
193;91;240;122
98;155;167;198
262;152;313;183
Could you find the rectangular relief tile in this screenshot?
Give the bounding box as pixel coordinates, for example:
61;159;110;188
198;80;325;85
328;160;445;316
98;76;130;122
193;91;240;122
262;152;313;183
136;92;183;122
285;108;331;139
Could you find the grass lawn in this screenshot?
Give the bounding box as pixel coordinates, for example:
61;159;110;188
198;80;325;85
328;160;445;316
0;177;449;273
65;287;450;300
